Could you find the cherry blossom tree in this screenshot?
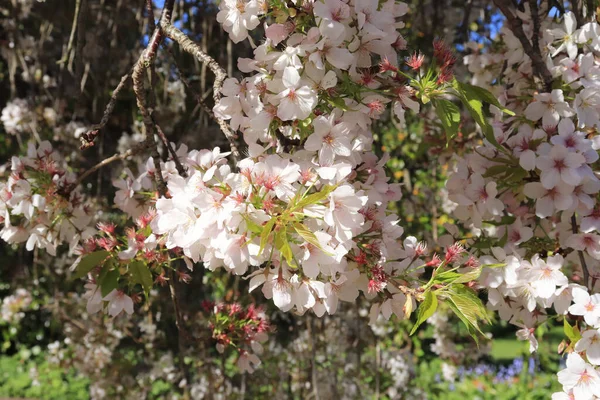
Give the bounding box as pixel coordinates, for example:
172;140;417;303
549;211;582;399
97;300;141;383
2;0;600;398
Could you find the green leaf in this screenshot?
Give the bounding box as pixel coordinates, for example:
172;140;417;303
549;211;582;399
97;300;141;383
498;227;509;248
505;167;528;183
433;268;481;285
445;285;490;340
433;98;461;144
281;242;294;267
72;251;110;280
564;319;582;344
456;81;515;116
293;185;337;211
97;260;111;284
300;117;313;128
98;266;120;297
410;291;438;335
258;218;277;256
140;225;152;237
471;239;494;249
452;81;503;152
482;164;509;178
483;215;517;226
129;260;153;297
242;214;263;234
446;300;480;344
481;262;509;269
452;268;482;284
433;270;463;283
326;96;349;111
274;226;285;248
275;226;295;268
293;223;333;255
273;9;288;23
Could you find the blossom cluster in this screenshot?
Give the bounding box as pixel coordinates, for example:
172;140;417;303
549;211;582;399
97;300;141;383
204;301;270;373
75;208;198;318
0;288;32;325
144;143;420;320
1;98;57;136
214;0;417;158
151;0;435;324
1;99;32;135
447;9;600;399
0;141;94;255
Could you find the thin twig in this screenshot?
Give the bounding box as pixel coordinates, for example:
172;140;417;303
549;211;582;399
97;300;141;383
58;308;88;332
168;267;192;396
80;73;131;149
72;0;88;82
132;46;161;142
168;268;186;336
572;0;585;27
75;116;156;189
456;0;474;44
571;214;591;289
153;119;188;177
75;149;133;187
59;0;81;67
162;42;217;121
307;317;320;400
160;20;241;162
146;0;156;33
587;0;596;20
131;1;174;132
152;146;169;195
494;0;553;91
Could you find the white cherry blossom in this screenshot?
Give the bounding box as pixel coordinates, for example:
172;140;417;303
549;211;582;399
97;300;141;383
276;67;318;121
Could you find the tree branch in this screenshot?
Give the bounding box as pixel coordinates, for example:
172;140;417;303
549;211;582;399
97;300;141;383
159;20;241;163
528;0;541;55
131;0;176;195
131;3;191;390
494;0;553;91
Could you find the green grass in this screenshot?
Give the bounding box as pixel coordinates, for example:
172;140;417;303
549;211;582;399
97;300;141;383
0;354;89;400
490;325;563;364
491;338;528;361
